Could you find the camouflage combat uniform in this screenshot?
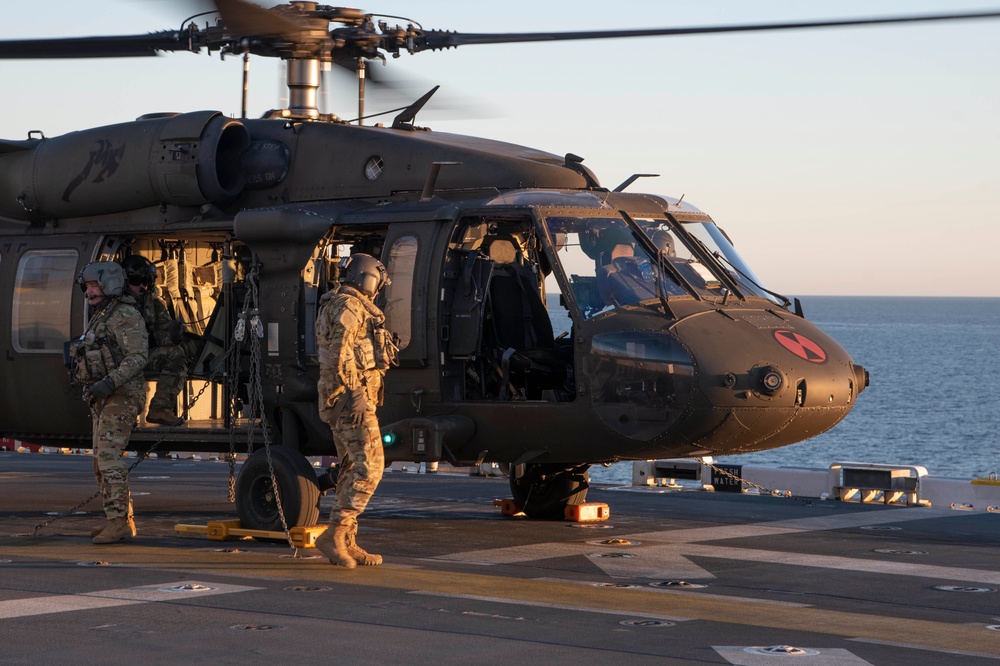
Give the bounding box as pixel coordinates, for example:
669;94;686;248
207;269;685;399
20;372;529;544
135;288;187;416
76;295;148;520
316;284;392;534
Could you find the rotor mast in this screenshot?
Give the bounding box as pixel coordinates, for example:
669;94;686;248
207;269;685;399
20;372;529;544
287;58;321;119
275;2;334;120
216;1;353;121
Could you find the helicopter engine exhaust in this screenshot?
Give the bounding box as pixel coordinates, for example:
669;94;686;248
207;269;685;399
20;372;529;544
0;110;249;221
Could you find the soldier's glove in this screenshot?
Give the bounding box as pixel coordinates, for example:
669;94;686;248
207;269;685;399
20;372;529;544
347;387;368;426
168;320;184;345
84;377;116;402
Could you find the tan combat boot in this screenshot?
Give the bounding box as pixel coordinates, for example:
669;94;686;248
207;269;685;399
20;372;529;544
146;407;183;426
91;515;136;538
315;526;356;569
92;517;136;544
346;530;382;566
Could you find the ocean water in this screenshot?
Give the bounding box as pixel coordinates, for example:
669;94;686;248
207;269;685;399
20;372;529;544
565;296;1000;484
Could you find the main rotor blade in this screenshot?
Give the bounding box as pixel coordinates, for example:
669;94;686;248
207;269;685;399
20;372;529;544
1;8;997;61
0;32;190;59
418;10;1000;51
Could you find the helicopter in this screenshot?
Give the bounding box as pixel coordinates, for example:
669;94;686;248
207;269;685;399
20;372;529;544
1;2;996;527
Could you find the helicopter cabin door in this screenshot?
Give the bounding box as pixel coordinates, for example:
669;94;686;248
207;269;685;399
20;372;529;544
0;234;99;439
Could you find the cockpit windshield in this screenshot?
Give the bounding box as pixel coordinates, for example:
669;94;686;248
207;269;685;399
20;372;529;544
544;215;725;318
681;221;786;306
543;215;785;317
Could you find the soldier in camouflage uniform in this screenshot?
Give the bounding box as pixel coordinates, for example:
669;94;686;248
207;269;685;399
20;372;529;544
314;253;397;568
121;255;188;426
72;262;149;544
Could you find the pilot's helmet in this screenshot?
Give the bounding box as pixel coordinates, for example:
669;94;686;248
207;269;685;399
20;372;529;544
340;253;390;297
121;254;157;287
77;261;125;297
651;230;676;257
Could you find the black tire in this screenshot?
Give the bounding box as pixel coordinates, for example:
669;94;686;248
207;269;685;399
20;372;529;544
235;446;320;530
509;463;590;520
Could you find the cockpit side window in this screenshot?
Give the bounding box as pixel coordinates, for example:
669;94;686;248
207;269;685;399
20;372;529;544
544;217;667;318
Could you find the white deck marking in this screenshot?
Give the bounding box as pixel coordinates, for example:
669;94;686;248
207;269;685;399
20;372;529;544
439;507;990;581
682;544;1000;584
714;646;872;665
626;505;950;543
409;590;692;623
585;542;723;579
0;581;259;620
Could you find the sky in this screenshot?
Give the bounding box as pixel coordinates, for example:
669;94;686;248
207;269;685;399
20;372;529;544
1;0;998;297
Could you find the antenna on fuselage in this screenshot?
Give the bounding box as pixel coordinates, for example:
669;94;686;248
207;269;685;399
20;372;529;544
613;173;660;192
392;86;440;130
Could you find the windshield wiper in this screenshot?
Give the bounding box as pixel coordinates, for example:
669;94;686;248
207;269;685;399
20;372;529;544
711;251;791;308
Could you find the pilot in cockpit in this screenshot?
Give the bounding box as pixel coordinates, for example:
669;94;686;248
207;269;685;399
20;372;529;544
595;227;657;307
650;229;676;257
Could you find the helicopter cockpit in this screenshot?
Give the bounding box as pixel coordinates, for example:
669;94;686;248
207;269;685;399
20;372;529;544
433;193;795;416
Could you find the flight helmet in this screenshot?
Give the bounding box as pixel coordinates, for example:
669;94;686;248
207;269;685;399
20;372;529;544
77;261;125;297
121;254;157;287
340;253;390;297
650;230;676;257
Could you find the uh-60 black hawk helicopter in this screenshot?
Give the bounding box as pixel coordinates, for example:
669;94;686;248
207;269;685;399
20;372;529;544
2;2;996;527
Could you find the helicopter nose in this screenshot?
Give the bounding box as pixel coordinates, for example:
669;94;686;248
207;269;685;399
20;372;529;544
669;311;865;453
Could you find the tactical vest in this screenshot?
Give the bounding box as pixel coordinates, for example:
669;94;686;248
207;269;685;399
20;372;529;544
70;300;125;384
69;295;149;390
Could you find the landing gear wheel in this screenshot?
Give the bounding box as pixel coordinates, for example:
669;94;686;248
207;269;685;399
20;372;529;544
509;463;590;520
235;446;320;531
